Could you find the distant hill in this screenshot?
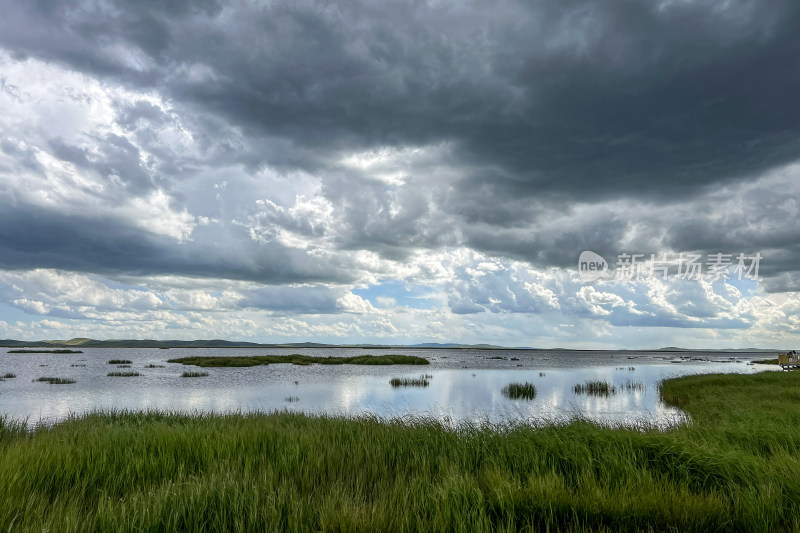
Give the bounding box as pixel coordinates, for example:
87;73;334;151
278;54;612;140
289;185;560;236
0;338;785;351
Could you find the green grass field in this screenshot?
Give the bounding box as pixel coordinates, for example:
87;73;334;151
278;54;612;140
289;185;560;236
1;371;800;531
168;354;430;367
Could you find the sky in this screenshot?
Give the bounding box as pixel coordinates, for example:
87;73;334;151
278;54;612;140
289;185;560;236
0;0;798;349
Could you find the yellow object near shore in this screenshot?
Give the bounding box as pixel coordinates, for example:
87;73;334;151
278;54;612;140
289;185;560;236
778;352;800;370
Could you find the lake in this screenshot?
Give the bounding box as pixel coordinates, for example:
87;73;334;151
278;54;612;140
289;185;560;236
0;348;778;427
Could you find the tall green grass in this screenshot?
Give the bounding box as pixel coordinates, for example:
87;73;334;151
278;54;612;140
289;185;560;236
1;372;800;530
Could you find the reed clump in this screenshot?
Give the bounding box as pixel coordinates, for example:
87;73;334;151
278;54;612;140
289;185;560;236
573;380;617;396
389;377;429;387
33;377;75;385
502;382;537;400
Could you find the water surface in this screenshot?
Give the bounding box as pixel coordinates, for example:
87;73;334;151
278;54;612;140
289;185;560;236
0;348;777;427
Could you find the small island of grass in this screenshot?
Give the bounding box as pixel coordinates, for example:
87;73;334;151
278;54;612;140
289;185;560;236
7;349;83;354
167;354;430;367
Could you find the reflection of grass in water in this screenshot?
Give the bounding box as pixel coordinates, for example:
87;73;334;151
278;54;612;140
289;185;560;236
539;372;546;377
108;372;141;377
622;380;646;392
108;360;132;365
181;371;209;378
70;364;86;367
3;373;800;530
33;377;75;384
390;377;429;387
285;396;299;403
168;354;430;368
145;364;165;368
502;382;537;400
573;380;616;396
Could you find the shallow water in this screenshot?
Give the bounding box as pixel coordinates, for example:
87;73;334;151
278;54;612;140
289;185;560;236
0;347;778;427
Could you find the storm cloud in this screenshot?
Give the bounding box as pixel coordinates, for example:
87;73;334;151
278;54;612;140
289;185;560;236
0;0;799;346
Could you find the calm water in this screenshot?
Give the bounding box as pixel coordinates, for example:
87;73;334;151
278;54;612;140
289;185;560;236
0;348;778;427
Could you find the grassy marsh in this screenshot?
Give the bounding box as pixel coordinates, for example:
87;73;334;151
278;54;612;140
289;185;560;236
3;372;800;530
169;354;429;367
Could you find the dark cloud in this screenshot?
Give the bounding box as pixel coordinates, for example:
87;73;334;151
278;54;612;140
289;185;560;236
0;0;799;293
3;0;799;197
0;205;360;285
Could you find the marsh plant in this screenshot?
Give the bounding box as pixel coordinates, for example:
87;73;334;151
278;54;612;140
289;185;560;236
622;380;646;392
107;372;141;377
33;377;75;385
108;359;132;365
181;371;209;378
502;382;537;400
573;380;616;396
145;364;165;368
390;377;430;387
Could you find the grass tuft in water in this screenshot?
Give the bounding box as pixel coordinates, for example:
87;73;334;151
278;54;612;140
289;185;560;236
573;380;617;396
2;373;15;379
502;382;537;400
108;359;132;365
285;396;300;403
145;364;165;368
181;371;209;378
107;372;141;377
622;380;646;392
390;377;429;387
33;377;75;384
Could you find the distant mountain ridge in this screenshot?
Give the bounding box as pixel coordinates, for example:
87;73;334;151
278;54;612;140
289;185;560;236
0;338;785;351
